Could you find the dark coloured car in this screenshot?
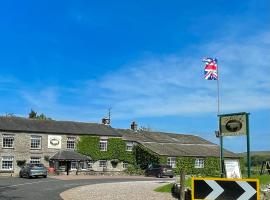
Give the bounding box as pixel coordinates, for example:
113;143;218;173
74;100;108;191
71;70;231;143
19;163;47;178
145;164;174;178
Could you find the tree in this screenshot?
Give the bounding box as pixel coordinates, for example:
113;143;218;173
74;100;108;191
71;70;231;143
28;109;37;119
28;110;52;120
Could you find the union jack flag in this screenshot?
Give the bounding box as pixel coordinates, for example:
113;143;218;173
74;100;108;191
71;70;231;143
203;58;218;80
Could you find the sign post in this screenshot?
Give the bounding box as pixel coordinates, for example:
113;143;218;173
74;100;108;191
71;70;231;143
219;112;251;178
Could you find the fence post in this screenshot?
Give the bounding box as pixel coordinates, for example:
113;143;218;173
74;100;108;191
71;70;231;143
180;170;185;200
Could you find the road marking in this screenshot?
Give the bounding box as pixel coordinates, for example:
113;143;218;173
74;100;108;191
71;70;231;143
204;180;224;199
236;181;256;200
0;179;60;189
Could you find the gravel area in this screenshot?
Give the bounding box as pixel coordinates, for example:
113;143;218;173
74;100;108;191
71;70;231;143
60;181;177;200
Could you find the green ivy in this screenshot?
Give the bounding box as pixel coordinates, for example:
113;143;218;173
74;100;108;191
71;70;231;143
76;136;133;163
175;157;220;176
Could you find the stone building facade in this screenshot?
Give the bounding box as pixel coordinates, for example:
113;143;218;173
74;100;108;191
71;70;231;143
0;117;125;176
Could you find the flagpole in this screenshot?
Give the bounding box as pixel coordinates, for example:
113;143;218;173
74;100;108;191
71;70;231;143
217;61;224;178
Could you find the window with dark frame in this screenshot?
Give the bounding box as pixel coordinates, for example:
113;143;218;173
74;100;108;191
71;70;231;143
2;134;14;148
30;135;41;149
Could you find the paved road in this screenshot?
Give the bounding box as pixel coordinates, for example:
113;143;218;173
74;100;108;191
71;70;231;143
0;176;171;200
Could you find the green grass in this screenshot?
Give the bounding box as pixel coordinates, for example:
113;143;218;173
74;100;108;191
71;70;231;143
154;183;173;193
251;174;270;185
154;177;192;193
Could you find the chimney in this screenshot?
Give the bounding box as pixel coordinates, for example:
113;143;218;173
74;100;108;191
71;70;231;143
102;117;110;125
130;121;138;131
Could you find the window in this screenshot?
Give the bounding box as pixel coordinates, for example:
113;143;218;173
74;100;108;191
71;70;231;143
30;135;41;149
99;160;107;168
167;157;176;168
79;162;88;170
67;137;76;150
126;141;134;151
2;134;14;148
123;162;128;169
1;156;14;170
88;161;93;169
30;157;41;164
71;162;77;170
195;158;204;168
99;139;107;151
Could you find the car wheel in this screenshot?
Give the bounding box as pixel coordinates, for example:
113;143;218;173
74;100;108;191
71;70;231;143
19;173;23;178
169;175;173;178
43;175;47;178
27;173;31;179
157;173;162;178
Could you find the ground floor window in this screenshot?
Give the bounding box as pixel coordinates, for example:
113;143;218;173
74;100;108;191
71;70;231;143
30;157;41;164
123;162;128;169
195;158;204;168
79;162;88;170
99;160;107;168
88;161;93;169
1;156;13;170
167;157;176;168
71;162;77;170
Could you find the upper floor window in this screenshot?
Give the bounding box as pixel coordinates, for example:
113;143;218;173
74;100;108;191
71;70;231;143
30;135;42;149
1;156;14;170
99;139;107;151
2;134;14;148
126;141;134;151
30;157;41;164
167;157;176;168
195;158;204;168
67;137;76;150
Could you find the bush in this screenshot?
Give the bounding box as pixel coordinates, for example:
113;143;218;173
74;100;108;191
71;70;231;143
124;164;145;175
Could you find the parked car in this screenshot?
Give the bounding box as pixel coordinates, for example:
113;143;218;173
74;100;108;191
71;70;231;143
145;164;174;178
19;163;47;178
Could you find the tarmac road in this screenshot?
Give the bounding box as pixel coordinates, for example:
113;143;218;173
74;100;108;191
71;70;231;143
0;176;170;200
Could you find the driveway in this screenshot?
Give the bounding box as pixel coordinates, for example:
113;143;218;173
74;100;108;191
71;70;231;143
0;176;173;200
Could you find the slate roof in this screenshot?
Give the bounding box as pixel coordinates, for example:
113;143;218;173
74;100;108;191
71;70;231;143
0;117;120;137
50;150;91;161
117;129;239;158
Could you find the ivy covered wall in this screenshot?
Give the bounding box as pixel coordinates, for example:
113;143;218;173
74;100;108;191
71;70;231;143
76;136;133;163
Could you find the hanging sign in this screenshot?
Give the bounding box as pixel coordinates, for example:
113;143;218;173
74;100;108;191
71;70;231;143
219;112;248;136
48;135;62;149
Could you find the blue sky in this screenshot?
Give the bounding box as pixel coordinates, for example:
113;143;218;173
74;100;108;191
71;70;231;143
0;0;269;153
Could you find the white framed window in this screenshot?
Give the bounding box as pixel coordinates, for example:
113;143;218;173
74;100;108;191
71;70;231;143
195;158;204;168
1;156;14;170
79;162;88;170
71;162;77;170
30;135;42;149
126;141;134;151
167;157;176;168
123;162;128;169
30;157;41;164
99;139;107;151
67;137;76;150
88;161;93;169
2;134;14;148
99;160;107;168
